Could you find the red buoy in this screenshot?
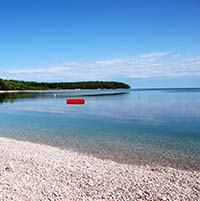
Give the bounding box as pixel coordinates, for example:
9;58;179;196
66;99;85;105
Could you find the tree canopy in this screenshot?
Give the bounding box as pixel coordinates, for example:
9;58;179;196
0;79;130;90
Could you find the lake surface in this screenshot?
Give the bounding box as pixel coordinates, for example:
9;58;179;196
0;89;200;170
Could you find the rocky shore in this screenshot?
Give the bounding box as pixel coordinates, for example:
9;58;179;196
0;137;199;200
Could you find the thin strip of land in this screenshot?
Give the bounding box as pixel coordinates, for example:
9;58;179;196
0;79;130;90
0;137;199;200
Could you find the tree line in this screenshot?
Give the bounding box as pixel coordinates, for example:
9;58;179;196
0;79;130;90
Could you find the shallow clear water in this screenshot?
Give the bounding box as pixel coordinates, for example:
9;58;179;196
0;89;200;170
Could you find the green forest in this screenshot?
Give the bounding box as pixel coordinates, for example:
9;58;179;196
0;79;130;90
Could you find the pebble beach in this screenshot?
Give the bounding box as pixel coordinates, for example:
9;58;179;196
0;137;199;201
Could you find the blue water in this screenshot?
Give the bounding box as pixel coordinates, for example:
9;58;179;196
0;89;200;170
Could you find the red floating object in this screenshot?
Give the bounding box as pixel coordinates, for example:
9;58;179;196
66;99;85;105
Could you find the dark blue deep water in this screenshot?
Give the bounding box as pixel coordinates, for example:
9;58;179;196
0;89;200;170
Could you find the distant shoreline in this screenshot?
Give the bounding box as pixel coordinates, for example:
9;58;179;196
0;88;130;93
1;87;200;94
0;80;131;90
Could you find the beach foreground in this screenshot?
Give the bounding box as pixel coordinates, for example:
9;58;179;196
0;137;199;201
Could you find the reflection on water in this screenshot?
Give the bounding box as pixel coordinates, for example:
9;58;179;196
0;89;200;170
0;89;129;103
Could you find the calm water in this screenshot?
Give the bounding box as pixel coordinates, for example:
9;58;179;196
0;89;200;170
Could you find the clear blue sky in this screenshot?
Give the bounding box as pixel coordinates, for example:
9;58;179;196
0;0;200;88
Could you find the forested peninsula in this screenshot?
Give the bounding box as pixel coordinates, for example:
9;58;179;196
0;79;130;90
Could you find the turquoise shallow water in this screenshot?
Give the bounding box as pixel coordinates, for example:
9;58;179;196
0;89;200;170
